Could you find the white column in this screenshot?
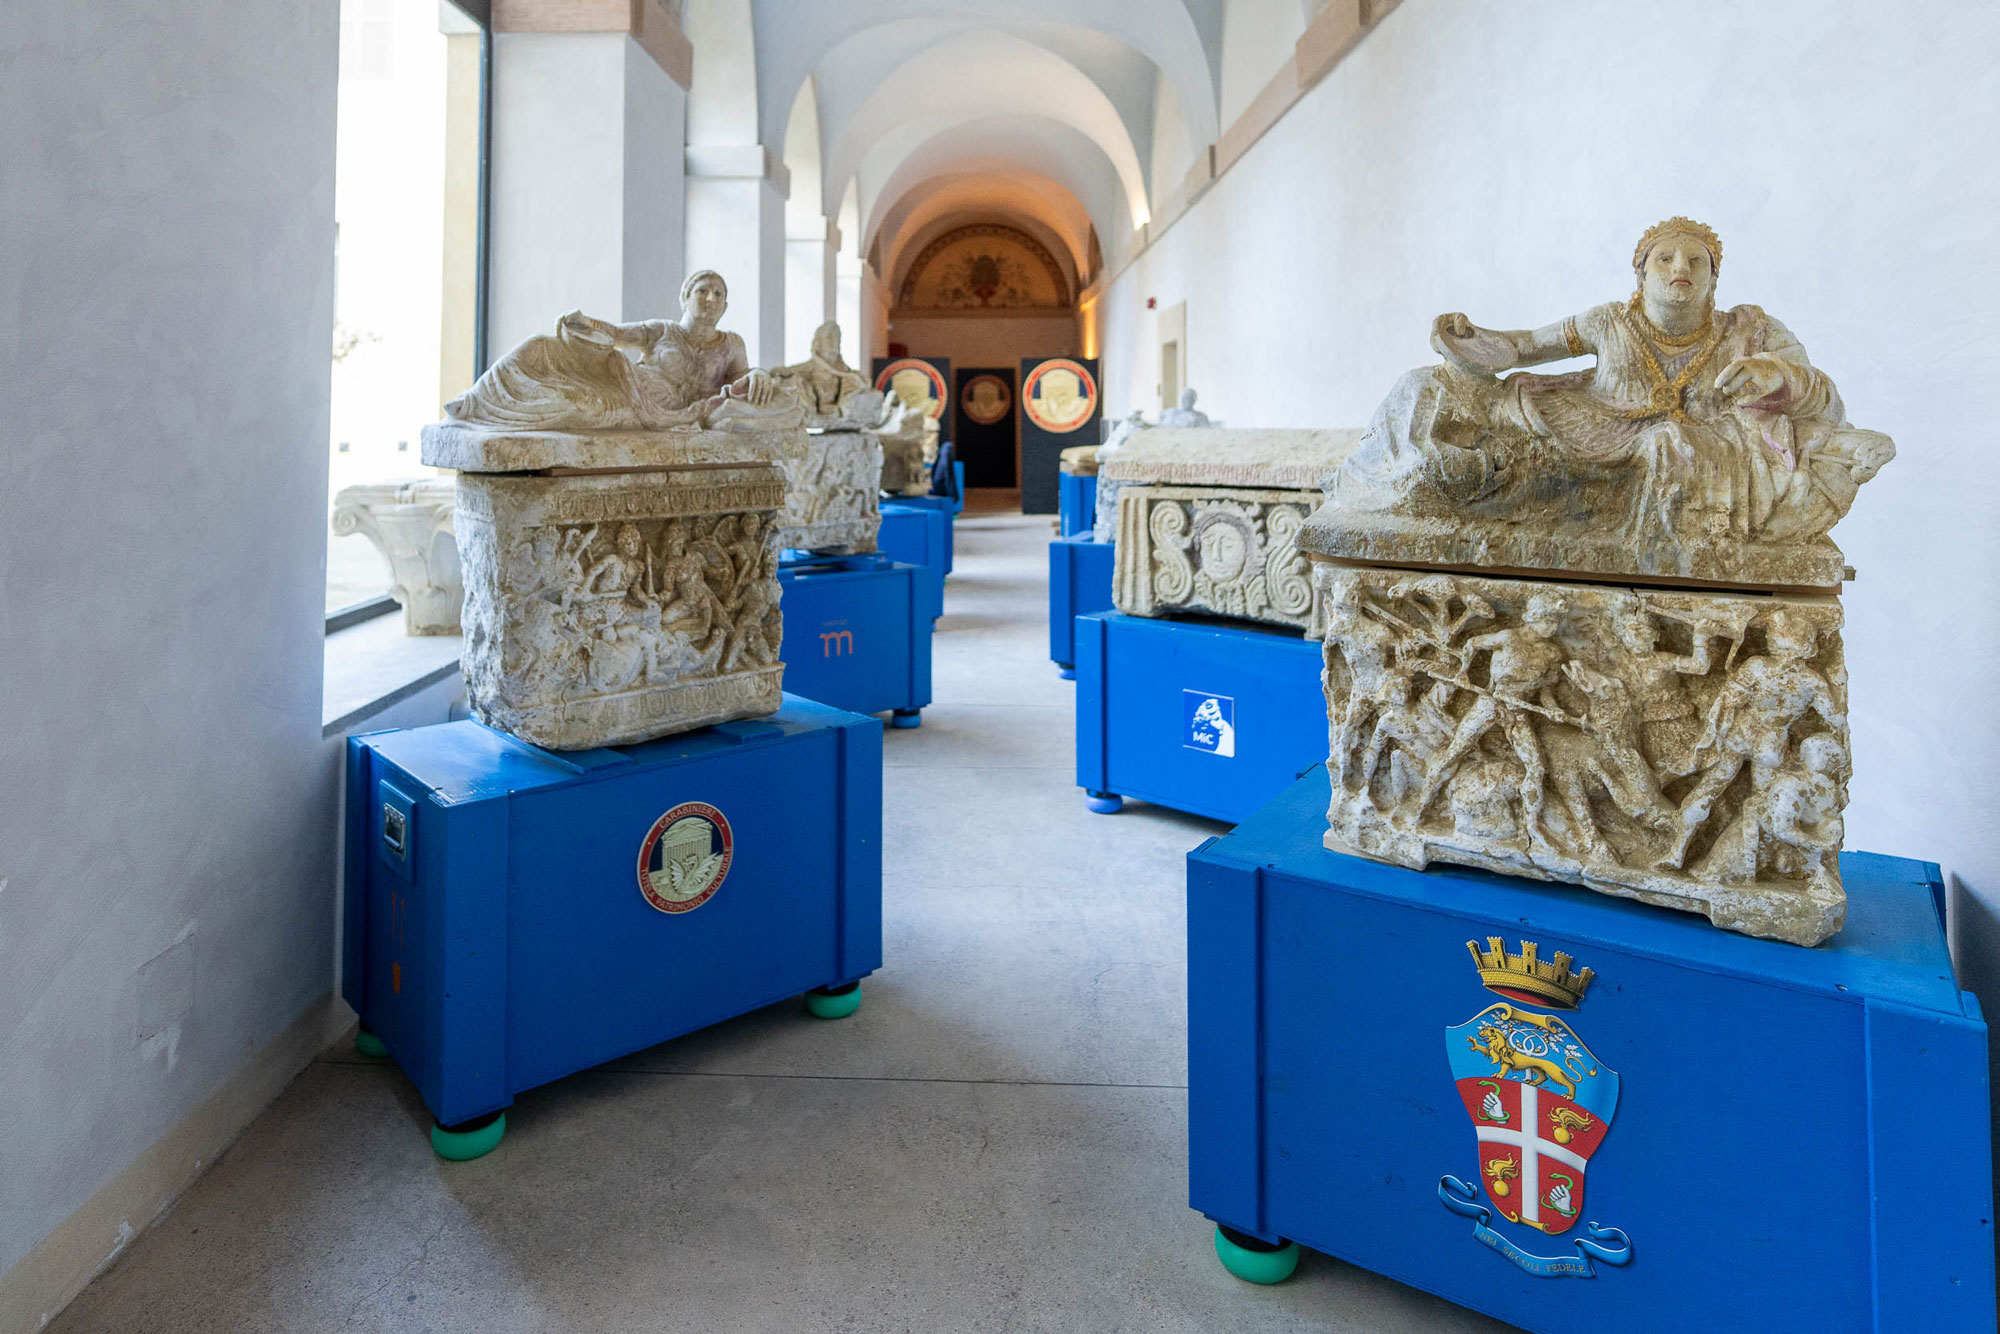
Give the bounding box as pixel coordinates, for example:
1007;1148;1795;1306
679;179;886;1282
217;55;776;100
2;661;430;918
835;252;864;367
486;15;690;361
860;262;892;362
684;145;788;368
785;218;838;362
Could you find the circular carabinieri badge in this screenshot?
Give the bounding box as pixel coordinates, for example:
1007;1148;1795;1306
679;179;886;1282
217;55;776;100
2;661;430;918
1022;358;1097;433
636;802;733;914
961;373;1012;424
873;358;949;421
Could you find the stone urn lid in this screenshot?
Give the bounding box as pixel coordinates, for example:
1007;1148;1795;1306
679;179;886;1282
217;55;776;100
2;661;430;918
1058;445;1100;476
421;422;807;475
1098;428;1362;490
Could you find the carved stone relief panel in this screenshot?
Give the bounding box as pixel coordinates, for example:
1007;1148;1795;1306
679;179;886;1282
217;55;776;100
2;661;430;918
1113;485;1323;633
777;430;883;554
1316;564;1849;944
455;465;787;749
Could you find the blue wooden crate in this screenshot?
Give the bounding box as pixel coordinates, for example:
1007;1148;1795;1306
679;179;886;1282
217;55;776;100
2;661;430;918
1073;611;1325;822
1058;471;1097;538
779;553;933;726
888;494;956;572
878;500;948;619
1188;766;1996;1333
342;701;883;1140
1048;535;1115;674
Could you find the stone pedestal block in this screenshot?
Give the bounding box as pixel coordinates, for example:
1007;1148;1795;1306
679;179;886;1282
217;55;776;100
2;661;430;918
1316;564;1849;945
330;478;462;634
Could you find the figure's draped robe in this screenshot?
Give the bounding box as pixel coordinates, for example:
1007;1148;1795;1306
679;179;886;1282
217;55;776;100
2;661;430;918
1332;303;1886;552
444;322;763;432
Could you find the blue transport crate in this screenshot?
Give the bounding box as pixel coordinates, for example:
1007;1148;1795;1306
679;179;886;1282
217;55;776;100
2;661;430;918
779;552;933;726
1048;535;1115;675
1058;471;1097;537
1188;766;1996;1334
878;500;948;619
1073;611;1325;822
884;493;954;574
342;701;883;1148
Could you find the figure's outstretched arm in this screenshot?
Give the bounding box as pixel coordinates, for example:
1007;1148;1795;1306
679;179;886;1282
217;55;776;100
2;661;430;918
1432;312;1595;375
558;312;664;352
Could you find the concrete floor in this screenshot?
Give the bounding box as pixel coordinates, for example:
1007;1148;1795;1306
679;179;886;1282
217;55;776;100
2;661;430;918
52;505;1518;1333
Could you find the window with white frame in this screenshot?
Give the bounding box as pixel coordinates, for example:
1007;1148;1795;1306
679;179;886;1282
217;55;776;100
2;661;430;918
326;0;486;619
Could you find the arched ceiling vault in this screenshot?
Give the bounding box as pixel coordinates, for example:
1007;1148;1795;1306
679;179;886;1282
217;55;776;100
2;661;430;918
750;1;1222;157
827;28;1151;234
876;173;1094;289
861;117;1132;259
694;0;1236;311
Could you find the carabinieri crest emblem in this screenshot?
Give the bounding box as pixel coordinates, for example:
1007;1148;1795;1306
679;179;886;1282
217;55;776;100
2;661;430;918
1439;938;1633;1278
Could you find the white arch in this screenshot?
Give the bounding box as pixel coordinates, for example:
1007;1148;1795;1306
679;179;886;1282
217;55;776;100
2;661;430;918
886;206;1084;304
832;31;1151;235
876;174;1094;282
860;116;1134;254
750;1;1222;154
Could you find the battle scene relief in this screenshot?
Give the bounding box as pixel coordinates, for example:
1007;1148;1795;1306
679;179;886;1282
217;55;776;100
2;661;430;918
1318;565;1848;944
456;468;787;748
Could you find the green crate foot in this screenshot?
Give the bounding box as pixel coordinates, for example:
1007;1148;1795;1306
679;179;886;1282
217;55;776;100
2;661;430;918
354;1028;388;1060
1213;1226;1299;1284
430;1112;506;1162
805;982;862;1020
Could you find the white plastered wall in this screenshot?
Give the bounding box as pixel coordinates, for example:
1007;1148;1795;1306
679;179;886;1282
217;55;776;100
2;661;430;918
489;34;688;359
1218;0;1307;127
1102;0;2000;1022
0;0;341;1301
1146;65;1197;221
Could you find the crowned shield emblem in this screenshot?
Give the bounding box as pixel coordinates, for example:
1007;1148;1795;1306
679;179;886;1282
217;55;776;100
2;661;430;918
1446;1003;1619;1236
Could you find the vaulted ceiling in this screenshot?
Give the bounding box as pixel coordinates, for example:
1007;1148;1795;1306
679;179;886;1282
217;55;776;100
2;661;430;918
688;0;1318;300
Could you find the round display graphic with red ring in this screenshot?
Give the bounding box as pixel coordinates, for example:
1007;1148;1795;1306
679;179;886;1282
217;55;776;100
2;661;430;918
1022;359;1098;434
873;358;949;422
636;802;733;914
960;373;1012;425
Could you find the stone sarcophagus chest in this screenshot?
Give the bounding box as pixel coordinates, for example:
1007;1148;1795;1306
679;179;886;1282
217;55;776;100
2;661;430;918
776;426;882;554
1107;428;1361;633
1298;217;1896;946
420;281;840;750
424;422;801;750
771;323;887;552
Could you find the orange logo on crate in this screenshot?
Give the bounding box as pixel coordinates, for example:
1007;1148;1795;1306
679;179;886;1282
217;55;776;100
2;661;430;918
636;802;733;914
